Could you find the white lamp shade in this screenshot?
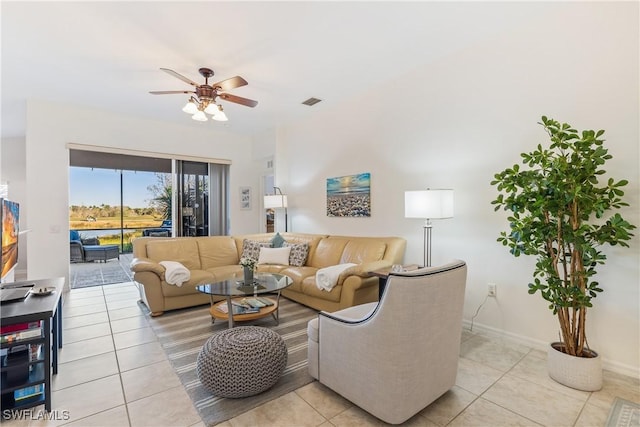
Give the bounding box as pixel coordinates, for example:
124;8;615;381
192;110;208;122
212;106;228;122
405;189;454;219
182;100;198;114
204;103;219;115
264;194;288;209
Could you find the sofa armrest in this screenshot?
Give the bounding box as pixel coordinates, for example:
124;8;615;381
130;257;165;276
336;260;392;285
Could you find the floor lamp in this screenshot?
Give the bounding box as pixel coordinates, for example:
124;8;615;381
264;187;288;232
405;189;454;267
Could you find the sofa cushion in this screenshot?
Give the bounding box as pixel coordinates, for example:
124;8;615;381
146;239;201;270
198;237;239;270
206;265;242;282
340;240;387;264
283;242;310;267
271;232;286;248
242;239;272;262
256;264;288;275
258;247;291;265
308;238;349;268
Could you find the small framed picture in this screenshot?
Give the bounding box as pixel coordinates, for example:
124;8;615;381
240;186;251;210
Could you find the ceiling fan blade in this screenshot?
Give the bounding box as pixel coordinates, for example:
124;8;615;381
218;93;258;108
211;76;248;92
160;68;199;87
149;90;195;95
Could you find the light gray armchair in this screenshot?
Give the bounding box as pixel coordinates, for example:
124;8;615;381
307;259;467;424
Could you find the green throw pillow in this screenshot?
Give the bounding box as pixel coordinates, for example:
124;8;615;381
271;232;285;248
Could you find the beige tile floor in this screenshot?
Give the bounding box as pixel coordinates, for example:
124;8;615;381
2;281;638;426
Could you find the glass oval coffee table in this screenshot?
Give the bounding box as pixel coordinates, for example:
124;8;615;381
196;272;293;328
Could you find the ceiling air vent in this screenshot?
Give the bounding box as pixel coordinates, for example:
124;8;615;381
302;97;322;106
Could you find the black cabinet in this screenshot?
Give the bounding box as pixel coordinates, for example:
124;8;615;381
0;278;64;413
1;332;46;409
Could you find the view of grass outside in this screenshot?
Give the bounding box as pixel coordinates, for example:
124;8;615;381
69;206;164;249
69;168;172;253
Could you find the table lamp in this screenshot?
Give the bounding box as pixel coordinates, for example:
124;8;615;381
405;189;454;267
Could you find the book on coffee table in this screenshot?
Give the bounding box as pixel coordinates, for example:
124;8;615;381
258;297;274;306
232;300;251;309
216;304;260;315
243;298;267;308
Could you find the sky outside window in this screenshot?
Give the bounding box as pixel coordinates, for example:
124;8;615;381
69;167;160;208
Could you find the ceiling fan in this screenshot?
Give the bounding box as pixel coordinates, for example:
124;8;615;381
150;67;258;122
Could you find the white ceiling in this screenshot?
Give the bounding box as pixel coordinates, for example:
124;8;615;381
1;1;548;139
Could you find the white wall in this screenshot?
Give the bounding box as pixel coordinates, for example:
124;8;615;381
278;2;639;375
24;100;262;286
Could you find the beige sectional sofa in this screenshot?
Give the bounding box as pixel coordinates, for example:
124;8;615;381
130;232;406;316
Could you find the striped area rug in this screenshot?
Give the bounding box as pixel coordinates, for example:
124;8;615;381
148;297;319;426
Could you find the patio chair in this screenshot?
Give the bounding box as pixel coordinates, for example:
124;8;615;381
142;229;171;237
70;230;88;262
70;240;84;262
69;230;118;262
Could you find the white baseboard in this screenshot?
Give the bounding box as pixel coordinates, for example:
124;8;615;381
462;320;639;380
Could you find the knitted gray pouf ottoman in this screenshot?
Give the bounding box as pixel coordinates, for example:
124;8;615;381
196;326;288;398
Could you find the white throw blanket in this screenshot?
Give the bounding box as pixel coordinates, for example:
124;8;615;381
159;261;190;287
316;263;357;291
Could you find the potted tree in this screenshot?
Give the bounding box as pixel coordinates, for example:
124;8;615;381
490;116;636;391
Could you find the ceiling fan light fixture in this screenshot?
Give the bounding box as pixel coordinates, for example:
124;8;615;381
203;102;219;115
150;67;258;122
212;105;228;122
182;98;198;114
192;110;208;122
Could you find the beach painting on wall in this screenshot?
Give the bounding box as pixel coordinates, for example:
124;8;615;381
326;173;371;217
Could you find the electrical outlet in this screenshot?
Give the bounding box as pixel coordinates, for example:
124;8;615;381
488;283;497;297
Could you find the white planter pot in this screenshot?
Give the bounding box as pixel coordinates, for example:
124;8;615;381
547;342;603;391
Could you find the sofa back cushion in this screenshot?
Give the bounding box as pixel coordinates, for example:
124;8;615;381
308;238;349;268
340;239;386;264
197;237;239;269
145;239;201;270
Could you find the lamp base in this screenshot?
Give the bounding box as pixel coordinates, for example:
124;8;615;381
423;221;433;267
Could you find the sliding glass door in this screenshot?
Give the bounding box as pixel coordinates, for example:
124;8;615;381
70;150;229;250
69;150;173;252
174;161;229;237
